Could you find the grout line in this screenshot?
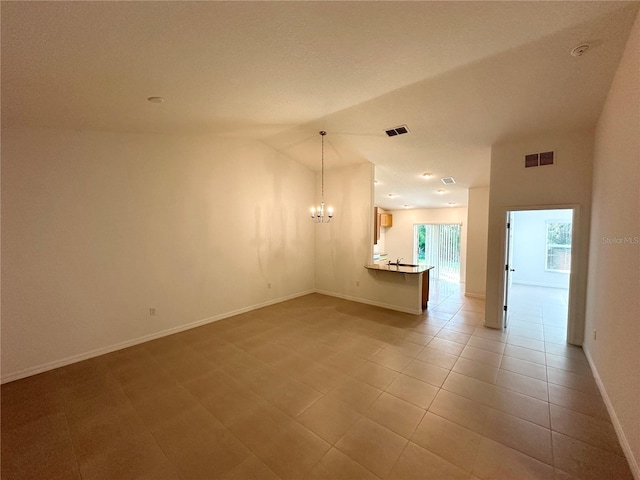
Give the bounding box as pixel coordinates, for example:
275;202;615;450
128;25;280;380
7;286;629;480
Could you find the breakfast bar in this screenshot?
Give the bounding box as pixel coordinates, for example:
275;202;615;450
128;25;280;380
364;263;434;310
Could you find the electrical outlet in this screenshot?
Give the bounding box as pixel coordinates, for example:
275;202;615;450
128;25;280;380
593;329;597;340
149;308;156;316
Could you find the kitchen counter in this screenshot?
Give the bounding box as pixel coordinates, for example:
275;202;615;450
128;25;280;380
364;263;433;275
365;263;434;310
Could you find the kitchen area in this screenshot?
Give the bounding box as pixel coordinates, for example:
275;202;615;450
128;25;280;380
365;205;469;312
366;207;435;311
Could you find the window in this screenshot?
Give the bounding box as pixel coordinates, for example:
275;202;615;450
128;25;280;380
414;223;461;281
546;222;572;272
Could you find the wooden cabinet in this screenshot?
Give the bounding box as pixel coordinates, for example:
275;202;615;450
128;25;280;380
374;208;393;245
421;270;430;310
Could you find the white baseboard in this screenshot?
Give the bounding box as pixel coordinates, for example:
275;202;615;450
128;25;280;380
1;290;314;385
583;348;639;480
464;292;486;299
314;289;423;315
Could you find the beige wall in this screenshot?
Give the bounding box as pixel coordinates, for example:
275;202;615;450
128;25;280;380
1;128;426;381
485;130;594;345
585;10;640;476
1;127;316;381
465;187;489;298
314;164;424;314
314;163;374;296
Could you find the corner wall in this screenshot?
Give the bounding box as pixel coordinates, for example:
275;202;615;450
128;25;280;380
314;164;422;313
485;130;594;345
1;127;316;381
585;10;640;476
465;187;489;298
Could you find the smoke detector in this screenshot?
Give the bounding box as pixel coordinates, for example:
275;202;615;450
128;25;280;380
570;44;590;57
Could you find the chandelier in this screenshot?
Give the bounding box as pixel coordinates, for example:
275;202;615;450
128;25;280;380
311;130;334;223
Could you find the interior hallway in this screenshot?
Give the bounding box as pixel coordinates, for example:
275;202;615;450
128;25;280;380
1;284;632;480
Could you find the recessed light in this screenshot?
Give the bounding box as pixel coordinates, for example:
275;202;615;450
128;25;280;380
422;172;434;178
403;204;412;208
147;96;165;104
448;202;456;206
388;193;397;198
437;190;445;194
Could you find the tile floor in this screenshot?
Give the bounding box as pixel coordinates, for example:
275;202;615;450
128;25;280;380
1;282;633;480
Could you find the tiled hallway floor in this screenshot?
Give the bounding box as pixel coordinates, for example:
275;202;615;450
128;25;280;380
2;284;633;480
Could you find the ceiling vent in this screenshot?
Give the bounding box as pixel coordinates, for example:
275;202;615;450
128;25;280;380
525;151;554;168
385;125;410;137
441;176;456;185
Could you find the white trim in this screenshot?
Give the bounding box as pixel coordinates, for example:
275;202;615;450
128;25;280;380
464;292;486;299
499;204;582;344
583;348;639;480
314;289;423;315
0;290;314;384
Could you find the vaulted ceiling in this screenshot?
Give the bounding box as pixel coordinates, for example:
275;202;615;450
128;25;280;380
3;1;638;209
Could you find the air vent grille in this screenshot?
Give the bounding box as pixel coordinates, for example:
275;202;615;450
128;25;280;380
385;125;410;137
525;151;554;168
441;176;456;185
540;151;554;166
525;154;539;168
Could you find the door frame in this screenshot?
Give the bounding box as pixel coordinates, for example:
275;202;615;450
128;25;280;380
502;211;514;328
498;204;582;345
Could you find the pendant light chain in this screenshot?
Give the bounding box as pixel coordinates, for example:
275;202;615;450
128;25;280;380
321;130;325;202
310;130;333;223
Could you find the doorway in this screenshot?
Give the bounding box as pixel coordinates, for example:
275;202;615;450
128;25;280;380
502;208;574;345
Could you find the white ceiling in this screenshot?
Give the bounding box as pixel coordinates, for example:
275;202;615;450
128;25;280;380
2;1;638;209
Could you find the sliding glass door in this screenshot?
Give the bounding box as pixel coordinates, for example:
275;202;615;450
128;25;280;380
414;223;461;282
